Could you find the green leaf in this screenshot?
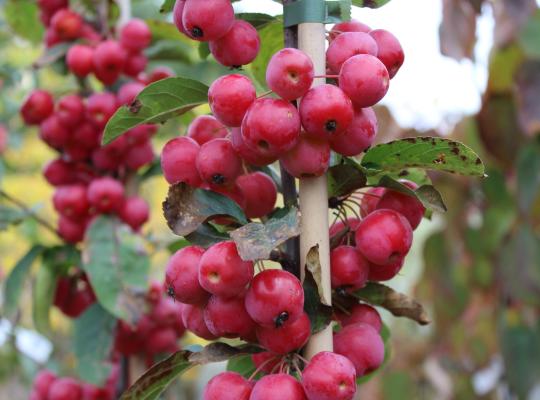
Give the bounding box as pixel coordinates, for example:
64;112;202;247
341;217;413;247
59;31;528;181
361;137;485;176
367;168;432;187
226;355;257;379
236;13;277;29
3;245;44;318
230;207;300;261
517;143;540;214
353;282;430;325
82;216;149;324
303;246;333;334
519;9;540;59
159;0;175;13
250;20;283;88
328;162;367;198
32;256;58;334
0;205;31;231
198;42;210;60
4;0;44;43
163;184;247;237
33;43;71;69
352;0;391;8
74;304;116;386
326;0;352;23
120;343;261;400
103;77;208;145
185;223;230;248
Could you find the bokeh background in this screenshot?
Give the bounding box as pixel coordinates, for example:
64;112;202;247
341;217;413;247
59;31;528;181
1;0;540;399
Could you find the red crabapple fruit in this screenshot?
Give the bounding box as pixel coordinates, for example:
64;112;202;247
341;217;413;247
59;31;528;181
50;8;82;40
165;246;209;305
119;19;152;53
203;295;256;339
87;177;125;214
181;0;234;41
231;128;278;167
181;304;218;340
375;180;425;229
256;312;311;354
208;74;256;127
329;19;371;42
370;29;405;79
326;32;378;74
330;106;377;156
187;115;228;145
161;136;202;186
330;245;369;290
266;48;314;101
119;196;150;231
209;20;260;67
48;377;82;400
336;303;382;332
66;44;94;77
236;172;277;219
250;374;306;400
281;132;330;178
196;138;242;188
203;372;252;400
21;90;54;125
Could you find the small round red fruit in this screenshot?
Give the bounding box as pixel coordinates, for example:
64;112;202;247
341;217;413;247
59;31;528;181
370;29;405;79
161;136;202;186
53;185;89;219
203;372;252;400
119;196;150;231
181;304;217;340
266;48;314;100
165;246;209;305
208;74;256;127
66;44;94;77
87;177;125;214
50;8;82;40
203;295;256;339
93;40;127;84
250;374;306;400
187;115;228;145
281;133;330;178
326;32;378;74
56;94;85;128
48;377;82;400
231;127;277;167
21;90;54;125
375;180;425;230
336;303;382;332
196;138;242;188
329;19;371;42
119;19;152;53
256;312;310;354
330;106;377;156
330;245;369;290
209;20;260;67
182;0;234;41
236;172;277;219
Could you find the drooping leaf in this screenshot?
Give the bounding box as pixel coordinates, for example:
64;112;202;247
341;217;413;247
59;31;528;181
353;282;430;325
32;256;58;334
74;304;116;386
328;163;367;198
230;207;300;261
103;77;208;145
82;216;149;324
120;343;261;400
4;0;44;43
3;245;44;318
33;43;71;69
226;355;257;379
361;137;485;176
439;0;477;60
250;20;283;88
163;184;247;237
159;0;175;13
185;223;230;248
198;42;210;59
303;246;333;334
0;205;33;230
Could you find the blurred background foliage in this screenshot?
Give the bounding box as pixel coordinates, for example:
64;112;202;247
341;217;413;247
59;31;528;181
0;0;539;399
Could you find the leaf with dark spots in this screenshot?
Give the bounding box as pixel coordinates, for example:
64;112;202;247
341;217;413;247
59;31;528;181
163;184;247;237
230;207;300;261
353;282;430;325
328;163;368;198
303;246;333;333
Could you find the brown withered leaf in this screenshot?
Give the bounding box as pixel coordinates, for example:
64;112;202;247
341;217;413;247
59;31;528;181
303;246;333;333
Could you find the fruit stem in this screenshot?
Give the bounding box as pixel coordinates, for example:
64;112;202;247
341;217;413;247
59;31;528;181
313;74;339;79
256;90;274;99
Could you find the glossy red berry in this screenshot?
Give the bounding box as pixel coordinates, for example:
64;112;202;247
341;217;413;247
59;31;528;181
336;303;382;332
333;322;385;376
66;44;94;77
182;0;234;41
86;92;118;129
39;115;70;150
117;82;145;106
208;74;256;127
210;20;260;67
203;372;252;400
181;304;218;340
50;9;82;40
119;196;149;230
124;52;148;77
241;98;301;157
144;328;179;355
173;0;188;36
330;106;377;156
87;177;125;213
339;54;390;108
93;40;127;84
370;29;404;79
119;19;152;53
33;370;57;398
43;158;75;186
21;90;54;125
48;377;82;400
198;241;254;298
281;132;330;178
266;48;314;101
161;136;202;186
330;245;369;290
326;32;378;74
196;138;242;188
355;209;413;266
57;94;85;128
57;215;86;243
187;115;228;145
250;374;306;400
165;246;209;305
368;257;404;281
245;269;304;328
231;127;277;167
376;180;425;230
124;142;154;170
302;351;357;400
203;295;256;339
329;19;371;42
53;185;89;219
359;187;386;217
256;312;310;354
300;84;353;140
236;172;277;219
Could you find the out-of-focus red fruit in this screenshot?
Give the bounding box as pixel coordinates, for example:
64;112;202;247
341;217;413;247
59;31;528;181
48;377;82;400
58;215;86;243
50;9;83;40
187;115;228;145
43;159;74;186
124;52;148;77
281;132;330;178
117;82;145;106
53;185;89;219
124;141;154;170
144;328;179;355
66;44;94;77
0;124;7;154
236;172;277;219
146;66;174;83
119;19;152;53
119;197;149;231
86;92;118;129
125;124;157;145
209;20;260;67
57;94;85;128
93;40;127;84
21;90;54;125
33;370;57;398
329;19;371;42
39;115;70;150
87;177;125;214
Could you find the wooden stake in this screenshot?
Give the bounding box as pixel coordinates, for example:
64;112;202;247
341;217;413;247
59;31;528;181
297;22;334;358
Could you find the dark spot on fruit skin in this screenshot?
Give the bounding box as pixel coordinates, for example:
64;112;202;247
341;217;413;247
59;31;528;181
191;26;203;38
275;311;289;328
212;174;225;185
258;140;269;150
167;285;176;300
128;99;142;114
451;147;460;155
475;157;482;165
325;120;337;132
398;170;409;177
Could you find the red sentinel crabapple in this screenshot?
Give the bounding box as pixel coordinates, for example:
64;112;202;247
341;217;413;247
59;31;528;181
329;19;371;42
330;245;369;290
124;52;148;77
86;92;118;129
145;66;175;84
281;132;330;178
124;141;154;170
368;256;404;281
208;74;256;127
231;128;278;166
181;0;234;41
187;115;228;145
355;209;413;266
20;90;54;125
39;115;70;149
33;369;57;398
236;172;277;219
256;312;311;354
250;374;307;400
165;246;209;305
359;187;386;217
173;0;188;36
333;322;385;376
299;84;353;140
66;44;94;77
376;180;425;229
302;351;357;400
196;138;242;188
241;98;301;157
119;196;150;231
266;48;314;101
50;8;82;40
370;29;405;79
117;81;145;106
144;328;179;355
87;177;125;213
330;106;377;156
160;136;202;186
203;372;253;400
57;215;86;243
326;32;378;74
48;377;82;400
336;303;382;332
56;94;85;128
181;303;218;340
198;241;254;298
339;54;390;108
209;20;260;67
245;269;304;328
52;185;88;219
92;40;127;84
119;19;152;53
203;295;257;339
